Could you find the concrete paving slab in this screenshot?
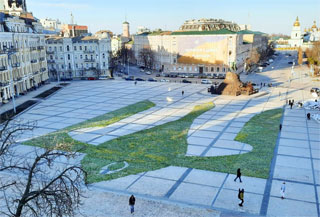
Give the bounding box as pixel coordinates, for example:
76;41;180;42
223;175;267;194
205;148;240;157
184;169;227;187
214;189;263;215
92;175;141;190
187;137;214;146
270;180;316;203
145;166;188;181
279;138;310;149
273;165;314;183
170;183;219;206
127;176;176;197
267;197;318;217
278;146;311;158
186;145;207;156
276;155;312;170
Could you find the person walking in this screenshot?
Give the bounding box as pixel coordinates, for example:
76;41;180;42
307;113;311;120
182;90;185;96
280;182;286;199
238;188;244;207
129;195;136;214
234;168;242;183
290;101;293;109
279;124;282;131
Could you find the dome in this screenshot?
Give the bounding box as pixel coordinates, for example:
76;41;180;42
312;21;317;29
293;16;300;27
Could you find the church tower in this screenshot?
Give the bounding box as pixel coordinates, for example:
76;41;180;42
289;17;303;47
122;21;130;38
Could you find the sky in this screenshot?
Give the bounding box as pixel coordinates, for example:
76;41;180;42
27;0;320;35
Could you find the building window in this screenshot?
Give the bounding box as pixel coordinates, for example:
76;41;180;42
60;46;62;52
205;67;208;72
80;55;83;59
80;46;82;51
85;46;87;51
68;54;71;60
102;53;105;59
217;67;220;72
76;64;78;68
211;67;214;72
74;46;77;51
68;63;71;69
103;62;105;67
67;45;70;51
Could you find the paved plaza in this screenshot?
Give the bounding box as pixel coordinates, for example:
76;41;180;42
1;52;319;217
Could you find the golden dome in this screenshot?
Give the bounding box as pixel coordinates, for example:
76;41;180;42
312;21;317;29
294;16;300;27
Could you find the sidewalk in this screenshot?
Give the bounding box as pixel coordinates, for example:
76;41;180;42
0;82;59;114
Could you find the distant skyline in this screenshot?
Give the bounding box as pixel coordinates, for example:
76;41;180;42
28;0;320;35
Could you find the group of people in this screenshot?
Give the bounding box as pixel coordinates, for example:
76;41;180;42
288;99;295;109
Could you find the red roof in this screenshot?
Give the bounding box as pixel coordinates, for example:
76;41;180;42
67;25;88;30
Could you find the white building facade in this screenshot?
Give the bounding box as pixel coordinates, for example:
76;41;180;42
46;32;111;80
0;0;49;104
289;17;303;48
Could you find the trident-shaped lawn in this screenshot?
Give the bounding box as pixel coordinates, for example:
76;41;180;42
24;100;283;184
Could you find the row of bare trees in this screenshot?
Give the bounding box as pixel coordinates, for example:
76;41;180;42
0;119;86;217
245;42;275;72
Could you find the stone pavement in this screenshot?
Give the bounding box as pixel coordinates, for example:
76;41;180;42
5;52;320;217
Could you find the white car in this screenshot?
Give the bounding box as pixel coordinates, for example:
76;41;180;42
99;75;110;80
160;79;169;82
201;79;212;84
145;71;152;75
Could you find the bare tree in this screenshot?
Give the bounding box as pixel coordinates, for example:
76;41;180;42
138;48;154;69
246;48;260;71
0;119;87;217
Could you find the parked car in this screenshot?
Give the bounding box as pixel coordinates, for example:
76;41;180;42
164;74;170;77
148;78;157;82
218;74;226;79
156;74;161;77
135;78;145;81
170;74;178;78
189;74;195;78
201;79;212;84
98;76;109;80
310;87;320;94
212;74;218;79
182;79;192;83
145;71;152;75
160;79;169;82
288;61;293;64
125;76;134;81
88;77;96;80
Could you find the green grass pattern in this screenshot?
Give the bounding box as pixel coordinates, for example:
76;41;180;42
24;100;282;183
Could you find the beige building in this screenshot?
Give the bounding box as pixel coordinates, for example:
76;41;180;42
122;21;130;38
0;0;48;104
133;26;267;75
46;31;111;80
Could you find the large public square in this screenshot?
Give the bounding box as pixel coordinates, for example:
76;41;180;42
1;52;320;217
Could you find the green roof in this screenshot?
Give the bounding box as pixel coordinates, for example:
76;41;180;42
123;21;129;24
171;29;236;35
237;30;267;35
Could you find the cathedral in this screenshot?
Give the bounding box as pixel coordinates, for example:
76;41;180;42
289;17;320;49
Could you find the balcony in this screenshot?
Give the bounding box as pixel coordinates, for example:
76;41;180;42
12;63;20;68
0;66;7;71
46;50;54;54
0;82;9;87
84;67;97;71
84;50;95;54
47;59;55;63
31;59;37;64
84;58;96;62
